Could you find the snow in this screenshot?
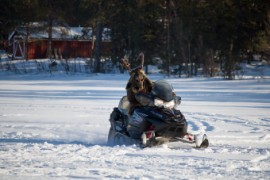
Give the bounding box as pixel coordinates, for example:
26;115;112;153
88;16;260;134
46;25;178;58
0;72;269;179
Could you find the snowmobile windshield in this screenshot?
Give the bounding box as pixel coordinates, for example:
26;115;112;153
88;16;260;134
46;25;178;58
152;80;174;102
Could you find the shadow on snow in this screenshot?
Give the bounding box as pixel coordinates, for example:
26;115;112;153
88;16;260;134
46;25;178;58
0;138;107;147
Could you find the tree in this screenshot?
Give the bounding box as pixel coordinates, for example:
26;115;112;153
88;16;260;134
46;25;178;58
75;0;106;73
103;0;164;73
2;0;269;78
132;0;164;73
15;0;40;60
38;0;72;59
210;0;270;79
0;0;19;39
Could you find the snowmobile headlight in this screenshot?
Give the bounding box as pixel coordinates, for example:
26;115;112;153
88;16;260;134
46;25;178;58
164;99;175;109
154;98;175;109
154;98;164;107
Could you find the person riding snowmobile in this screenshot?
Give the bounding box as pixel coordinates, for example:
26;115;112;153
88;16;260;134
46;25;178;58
127;79;181;139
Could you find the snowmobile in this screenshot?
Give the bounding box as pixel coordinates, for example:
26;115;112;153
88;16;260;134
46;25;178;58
107;79;209;149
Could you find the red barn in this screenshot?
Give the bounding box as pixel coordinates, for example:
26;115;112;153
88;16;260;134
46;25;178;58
8;24;111;60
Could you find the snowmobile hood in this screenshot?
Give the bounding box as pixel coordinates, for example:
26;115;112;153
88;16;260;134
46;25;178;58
152;80;174;102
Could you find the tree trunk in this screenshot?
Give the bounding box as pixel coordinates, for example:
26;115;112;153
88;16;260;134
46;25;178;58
26;23;29;60
188;42;193;77
178;64;182;78
166;0;171;77
226;39;235;80
47;18;53;59
95;21;103;73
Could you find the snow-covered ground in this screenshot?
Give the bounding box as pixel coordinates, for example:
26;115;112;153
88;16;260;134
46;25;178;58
0;72;269;179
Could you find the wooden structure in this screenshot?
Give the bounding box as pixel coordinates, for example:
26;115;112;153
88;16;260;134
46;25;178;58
8;25;111;60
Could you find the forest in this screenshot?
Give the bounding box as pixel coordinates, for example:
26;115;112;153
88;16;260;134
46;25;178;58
0;0;270;79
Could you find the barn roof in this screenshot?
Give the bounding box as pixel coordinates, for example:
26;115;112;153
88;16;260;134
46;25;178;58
8;22;111;41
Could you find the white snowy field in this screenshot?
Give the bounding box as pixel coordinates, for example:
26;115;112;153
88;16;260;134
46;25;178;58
0;72;269;180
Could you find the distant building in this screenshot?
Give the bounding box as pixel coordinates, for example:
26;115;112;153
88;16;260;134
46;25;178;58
8;23;111;60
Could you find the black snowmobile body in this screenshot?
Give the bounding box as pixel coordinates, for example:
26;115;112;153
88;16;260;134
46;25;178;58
107;97;208;148
107;80;209;148
126;106;187;139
